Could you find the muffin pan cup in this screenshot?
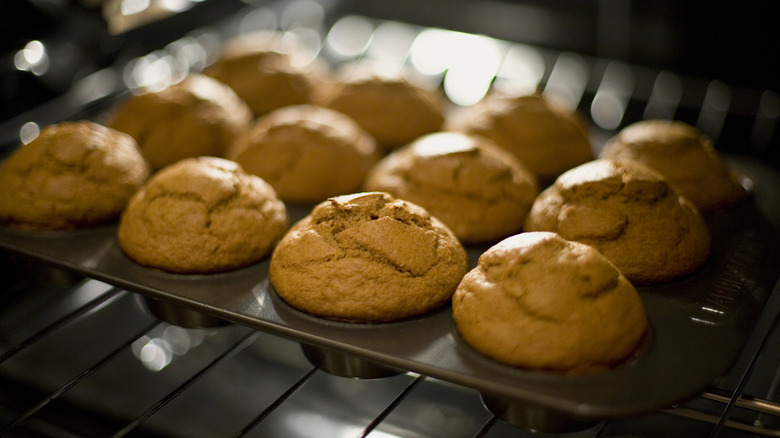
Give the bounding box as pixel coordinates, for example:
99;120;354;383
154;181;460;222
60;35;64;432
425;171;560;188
1;160;779;428
301;343;404;379
481;392;602;433
139;295;231;329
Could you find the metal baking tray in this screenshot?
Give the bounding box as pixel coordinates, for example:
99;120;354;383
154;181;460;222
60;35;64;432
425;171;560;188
1;155;779;430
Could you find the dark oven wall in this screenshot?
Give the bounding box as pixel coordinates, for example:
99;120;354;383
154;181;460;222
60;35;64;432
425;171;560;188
3;0;778;167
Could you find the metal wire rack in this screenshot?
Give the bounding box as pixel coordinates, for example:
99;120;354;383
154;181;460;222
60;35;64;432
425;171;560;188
1;1;780;437
0;270;779;437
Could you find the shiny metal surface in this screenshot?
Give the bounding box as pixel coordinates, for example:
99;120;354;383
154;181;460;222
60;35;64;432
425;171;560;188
0;162;778;427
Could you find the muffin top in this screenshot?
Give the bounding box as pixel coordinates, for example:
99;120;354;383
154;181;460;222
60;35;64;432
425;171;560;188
228;104;380;204
269;191;468;322
109;74;252;171
453;231;648;373
600;119;747;211
365;131;539;243
321;65;446;149
118;157;288;274
205;30;325;117
446;92;592;182
524;158;711;284
0;121;150;231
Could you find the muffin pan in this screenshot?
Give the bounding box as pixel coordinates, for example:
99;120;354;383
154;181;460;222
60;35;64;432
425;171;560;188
1;157;779;430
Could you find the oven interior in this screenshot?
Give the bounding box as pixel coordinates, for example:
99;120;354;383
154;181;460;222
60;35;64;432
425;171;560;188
1;1;780;437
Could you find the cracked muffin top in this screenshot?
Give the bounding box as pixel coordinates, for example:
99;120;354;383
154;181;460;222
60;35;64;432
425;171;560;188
117;156;288;274
364;131;539;244
320;65;446;150
109;74;253;171
445;92;593;183
452;231;648;373
523;158;710;284
204;30;325;117
269;191;468;323
0;121;151;231
227;104;380;204
599;119;747;211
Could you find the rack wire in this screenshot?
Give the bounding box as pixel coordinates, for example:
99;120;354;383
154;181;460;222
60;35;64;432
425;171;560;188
0;272;779;437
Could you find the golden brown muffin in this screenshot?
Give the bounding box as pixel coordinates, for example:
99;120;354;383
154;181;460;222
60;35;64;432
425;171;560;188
320;65;446;150
204;30;325;117
109;74;252;171
446;92;593;182
269;192;468;323
227;105;380;204
118;157;288;274
0;121;150;231
452;231;648;373
599;119;747;211
524;158;710;284
364;132;539;244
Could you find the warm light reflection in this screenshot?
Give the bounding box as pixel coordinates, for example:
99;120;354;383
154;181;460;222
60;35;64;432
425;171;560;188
159;0;195;13
409;29;455;76
167;35;211;73
104;0;201;34
19;122;40;145
590;91;626;130
237;7;277;35
283;412;402;438
132;323;207;372
120;0;151;16
14;40;50;76
689;317;717;327
701;306;726;315
590;62;634;130
703;80;731;112
366;21;417;65
124;52;178;92
280;0;325;31
139;337;172;372
444;69;493;106
410;29;503;106
494;43;545;95
644;70;682;120
71;68;120;108
252;280;268;309
65;281;117;317
284;28;322;67
324;15;375;60
414;132;477;157
697;80;731;140
543;52;588;110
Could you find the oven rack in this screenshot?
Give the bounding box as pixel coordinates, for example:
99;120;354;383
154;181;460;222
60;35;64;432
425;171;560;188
0;272;779;437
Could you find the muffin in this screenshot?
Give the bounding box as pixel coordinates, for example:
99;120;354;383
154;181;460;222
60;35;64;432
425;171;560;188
364;132;539;244
109;74;253;171
524;158;710;284
269;192;468;323
446;92;592;182
204;30;324;117
321;65;446;150
118;157;287;274
599;119;747;211
452;231;648;373
227;105;380;204
0;121;150;231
